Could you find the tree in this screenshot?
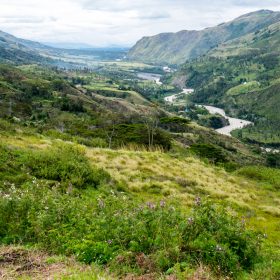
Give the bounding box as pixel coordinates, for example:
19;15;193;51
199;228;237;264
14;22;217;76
143;114;159;149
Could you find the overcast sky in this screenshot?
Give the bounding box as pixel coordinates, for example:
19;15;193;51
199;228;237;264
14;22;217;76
0;0;280;47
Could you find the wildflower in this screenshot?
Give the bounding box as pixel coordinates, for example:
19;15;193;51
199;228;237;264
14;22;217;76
107;240;113;245
194;196;201;206
160;200;166;208
216;245;223;252
187;217;194;225
146;202;156;210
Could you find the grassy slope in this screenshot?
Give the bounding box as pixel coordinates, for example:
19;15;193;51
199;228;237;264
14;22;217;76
128;10;280;64
0;126;279;279
1;128;279;240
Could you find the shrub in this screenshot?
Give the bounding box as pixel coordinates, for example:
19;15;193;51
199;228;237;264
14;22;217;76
235;166;280;190
0;187;263;278
0;143;110;189
111;124;172;150
190;143;228;164
21;144;110;189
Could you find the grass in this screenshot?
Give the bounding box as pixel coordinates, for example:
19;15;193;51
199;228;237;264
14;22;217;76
0;129;279;279
0;245;112;280
226;81;260;96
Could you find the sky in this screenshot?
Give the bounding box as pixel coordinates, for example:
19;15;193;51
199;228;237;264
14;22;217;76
0;0;280;47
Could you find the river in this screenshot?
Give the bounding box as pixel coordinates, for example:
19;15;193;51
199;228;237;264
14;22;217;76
164;88;194;102
138;73;253;137
164;90;253;137
137;72;163;85
201;105;253;137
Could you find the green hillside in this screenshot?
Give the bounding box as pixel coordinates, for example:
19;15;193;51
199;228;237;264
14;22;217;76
1;14;280;278
0;30;52;65
176;20;280;146
1;118;280;279
127;10;280;64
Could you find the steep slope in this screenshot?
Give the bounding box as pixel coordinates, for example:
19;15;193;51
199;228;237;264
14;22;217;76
0;123;279;279
177;20;280;146
128;10;280;64
0;30;53;64
0;63;264;165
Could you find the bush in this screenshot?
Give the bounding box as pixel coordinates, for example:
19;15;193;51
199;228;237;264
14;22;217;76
0;187;263;278
235;166;280;190
0;143;110;189
111;124;172;150
190;143;228;164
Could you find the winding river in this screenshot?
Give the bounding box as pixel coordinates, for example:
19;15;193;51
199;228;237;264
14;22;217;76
164;91;253;137
201;105;253;137
137;72;253;137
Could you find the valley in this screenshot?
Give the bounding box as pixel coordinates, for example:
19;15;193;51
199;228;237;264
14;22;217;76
0;7;279;280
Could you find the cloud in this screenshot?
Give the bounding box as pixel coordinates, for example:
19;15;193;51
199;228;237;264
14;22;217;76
233;0;280;7
0;0;279;47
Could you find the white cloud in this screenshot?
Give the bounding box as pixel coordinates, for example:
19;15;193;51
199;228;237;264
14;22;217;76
0;0;279;47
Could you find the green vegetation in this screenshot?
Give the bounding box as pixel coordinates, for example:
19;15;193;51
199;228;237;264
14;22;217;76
190;143;227;164
0;143;110;190
0;17;280;278
0;128;279;279
0;186;264;277
178;20;280;146
128;10;280;64
236;166;280;191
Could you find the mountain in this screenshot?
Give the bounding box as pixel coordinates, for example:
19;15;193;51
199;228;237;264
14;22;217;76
177;20;280;146
0;30;128;66
0;30;52;64
43;42;95;49
127;10;280;64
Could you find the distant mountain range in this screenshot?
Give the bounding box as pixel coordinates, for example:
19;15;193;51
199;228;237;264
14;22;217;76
0;30;54;65
127;10;280;64
0;31;128;66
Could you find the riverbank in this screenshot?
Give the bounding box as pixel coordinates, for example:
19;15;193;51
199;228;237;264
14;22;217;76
164;88;194;102
201;105;253;137
137;72;163;85
163;89;253;137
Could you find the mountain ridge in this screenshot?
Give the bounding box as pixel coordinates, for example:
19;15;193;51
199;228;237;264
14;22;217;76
127;10;280;64
176;18;280;146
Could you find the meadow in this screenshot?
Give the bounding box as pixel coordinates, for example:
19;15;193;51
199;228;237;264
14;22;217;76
0;122;279;279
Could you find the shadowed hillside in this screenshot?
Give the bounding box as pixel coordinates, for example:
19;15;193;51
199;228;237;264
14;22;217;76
128;10;280;64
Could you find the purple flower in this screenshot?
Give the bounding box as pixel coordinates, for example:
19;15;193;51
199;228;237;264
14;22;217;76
107;240;113;245
160;200;166;208
194;196;201;206
187;217;194;225
146;202;156;210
